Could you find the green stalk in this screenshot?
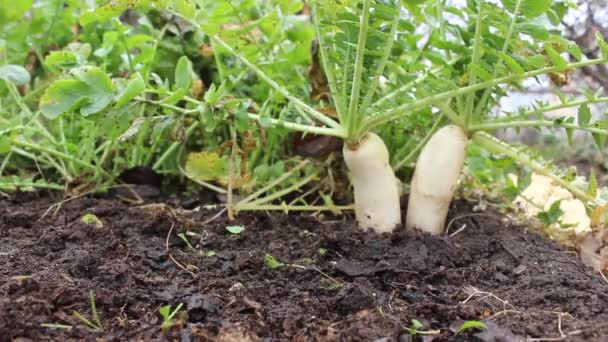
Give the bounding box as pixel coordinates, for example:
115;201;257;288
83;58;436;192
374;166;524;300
345;0;372;140
433;101;465;127
153;122;199;170
470;120;608;135
371;61;458;109
211;36;341;130
237;160;309;205
464;0;484;127
392;114;444;172
235;204;353;212
472;131;597;204
358;0;403;116
473;0;523;119
12;140;112;178
437;0;449;60
11;146;70;180
235;172;318;208
310;0;343;117
0;181;64;191
361;57;608;133
512;96;608;117
246;113;345;137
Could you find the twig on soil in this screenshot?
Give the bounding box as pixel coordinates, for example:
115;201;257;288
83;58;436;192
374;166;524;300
289;263;343;287
527;312;573;341
38;184;133;220
459;286;515;311
599;269;608;285
490;310;578;341
200;207;228;226
446;213;492;236
449;224;467;237
166;223;196;276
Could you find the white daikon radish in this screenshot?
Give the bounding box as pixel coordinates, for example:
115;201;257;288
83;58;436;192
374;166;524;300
406;125;468;235
343;132;401;233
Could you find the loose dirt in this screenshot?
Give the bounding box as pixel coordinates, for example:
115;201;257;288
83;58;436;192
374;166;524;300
1;191;607;341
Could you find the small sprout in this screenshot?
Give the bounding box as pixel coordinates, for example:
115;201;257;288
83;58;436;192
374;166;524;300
318;248;327;256
411;319;424;330
456;320;488;334
72;290;103;332
404;319;440;337
225;225;245;235
81;213;103;228
263;253;285;269
159;303;184;333
177;232;195;251
204;250;216;257
302;257;315;265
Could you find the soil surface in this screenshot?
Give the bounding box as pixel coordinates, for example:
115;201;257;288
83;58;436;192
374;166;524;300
1;191;608;341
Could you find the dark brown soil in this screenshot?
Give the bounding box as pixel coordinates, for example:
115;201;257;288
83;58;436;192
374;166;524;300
1;191;608;341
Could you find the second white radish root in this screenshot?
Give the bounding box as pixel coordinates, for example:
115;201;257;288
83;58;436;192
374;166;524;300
343;132;401;233
406;125;468;235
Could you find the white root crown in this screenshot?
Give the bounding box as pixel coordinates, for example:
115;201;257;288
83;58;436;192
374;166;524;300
343;132;401;233
406;125;468;235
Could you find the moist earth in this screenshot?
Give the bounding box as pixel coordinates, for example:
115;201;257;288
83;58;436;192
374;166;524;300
1;191;607;341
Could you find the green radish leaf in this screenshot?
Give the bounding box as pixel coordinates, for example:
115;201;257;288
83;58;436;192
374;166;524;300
597;32;608;59
501;0;551;18
588;169;598;198
0;0;32;21
525;54;546;69
118;117;147;142
174;0;196;19
184;151;228;181
44;51;78;70
264;253;285;269
81;213;103;228
160;88;188;105
40;80;91;118
546;9;560;25
159;305;171;321
225;225;245;235
0;64;30;85
538;200;564;225
498;52;524;74
567;42;583;62
235;107;250;131
578;104;591;125
561;116;575;145
469;64;493;81
457;320;488;334
592;121;607;149
515;22;549;40
80;0;152;26
175;56;193;90
116;73;146;108
411;319;424;329
544;44;566;68
40;67;115;119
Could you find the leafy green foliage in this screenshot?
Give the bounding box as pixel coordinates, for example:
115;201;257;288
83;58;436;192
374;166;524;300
456;320;488;333
225;225;245;235
263;253;285;269
538;200;564;226
0;65;31;85
40;67;115;118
